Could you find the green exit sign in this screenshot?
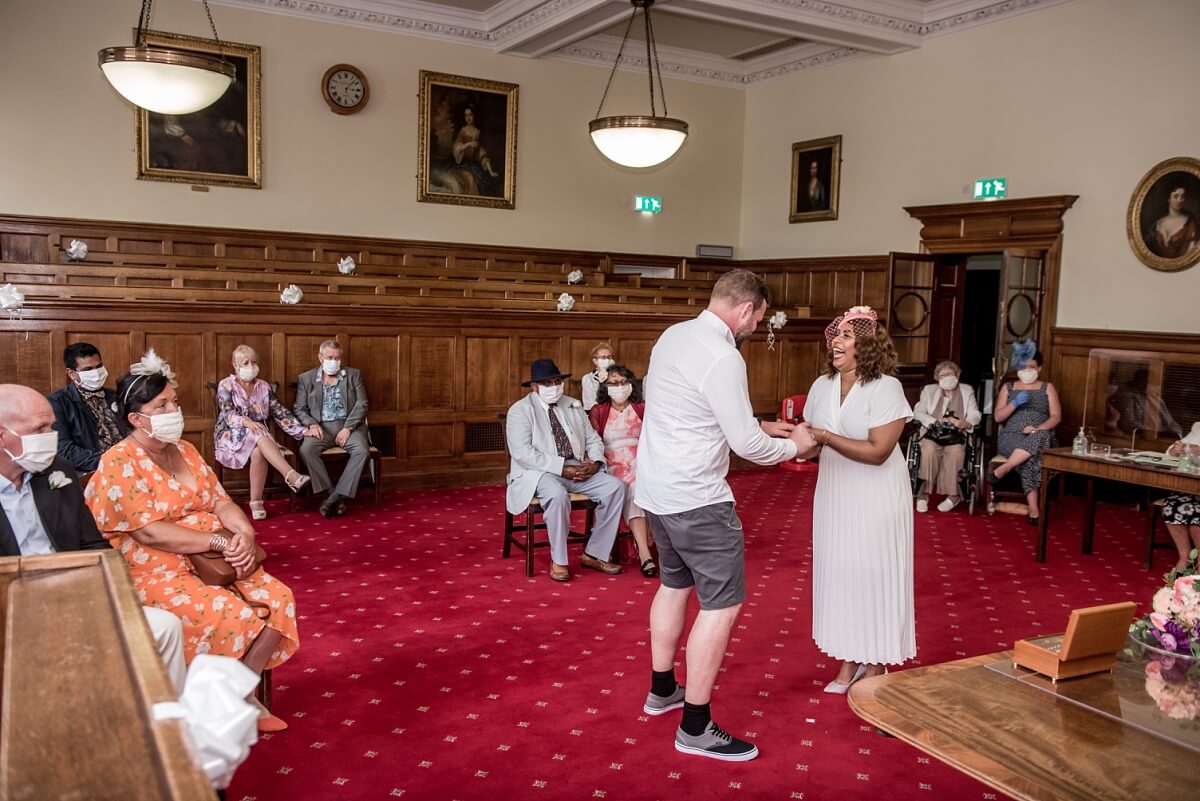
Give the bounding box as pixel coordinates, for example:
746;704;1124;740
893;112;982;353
973;177;1007;199
634;195;663;213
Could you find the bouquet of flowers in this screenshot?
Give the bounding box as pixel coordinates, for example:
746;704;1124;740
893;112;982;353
1131;551;1200;663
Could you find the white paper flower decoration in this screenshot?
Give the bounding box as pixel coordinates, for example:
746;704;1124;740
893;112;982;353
0;283;24;313
766;310;788;350
557;292;575;312
337;256;356;275
66;239;89;260
280;284;303;305
567;269;583;285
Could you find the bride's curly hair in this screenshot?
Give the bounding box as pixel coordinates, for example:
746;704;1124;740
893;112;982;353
824;327;899;383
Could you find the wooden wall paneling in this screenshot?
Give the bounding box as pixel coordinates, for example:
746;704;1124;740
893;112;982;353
745;338;781;412
614;337;654;379
353;335;402;413
861;269;889;310
0;331;53;392
283;335;329;405
465;335;513;411
407;424;456;459
407;335;456;412
782;337;824;401
568;337;600;400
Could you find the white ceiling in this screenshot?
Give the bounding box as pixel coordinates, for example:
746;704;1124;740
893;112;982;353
213;0;1075;86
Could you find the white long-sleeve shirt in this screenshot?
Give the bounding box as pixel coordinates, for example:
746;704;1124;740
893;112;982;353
636;309;797;514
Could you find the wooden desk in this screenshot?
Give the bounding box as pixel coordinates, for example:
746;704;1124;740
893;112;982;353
849;652;1196;801
1036;448;1200;563
0;551;214;801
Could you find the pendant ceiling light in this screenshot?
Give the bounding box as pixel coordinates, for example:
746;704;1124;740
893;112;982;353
98;0;235;115
588;0;688;169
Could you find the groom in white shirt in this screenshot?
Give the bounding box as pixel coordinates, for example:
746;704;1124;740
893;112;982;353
637;270;816;762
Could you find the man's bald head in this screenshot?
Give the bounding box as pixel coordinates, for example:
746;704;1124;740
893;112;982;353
0;385;54;436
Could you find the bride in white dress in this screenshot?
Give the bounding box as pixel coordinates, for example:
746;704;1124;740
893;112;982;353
799;306;915;693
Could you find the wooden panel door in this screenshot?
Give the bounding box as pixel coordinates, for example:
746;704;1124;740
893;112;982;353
886;252;938;372
995;249;1045;377
927;259;967;377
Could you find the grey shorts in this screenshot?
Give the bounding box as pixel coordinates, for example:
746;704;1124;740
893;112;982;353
646;502;746;611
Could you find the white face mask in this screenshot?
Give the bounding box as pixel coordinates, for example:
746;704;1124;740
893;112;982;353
537;384;564;405
75;366;108;391
237;364;260;382
595;357;614;371
938;376;958;391
607;384;632;403
140;410;185;444
1018;368;1039;385
322;359;342;376
3;428;59;474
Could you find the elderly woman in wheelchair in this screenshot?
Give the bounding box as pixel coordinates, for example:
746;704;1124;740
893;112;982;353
910;360;981;513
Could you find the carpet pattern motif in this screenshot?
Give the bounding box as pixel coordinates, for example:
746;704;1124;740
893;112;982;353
228;470;1163;801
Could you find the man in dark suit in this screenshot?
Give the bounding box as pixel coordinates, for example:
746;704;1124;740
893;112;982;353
1;384;185;691
47;342;127;473
293;339;370;518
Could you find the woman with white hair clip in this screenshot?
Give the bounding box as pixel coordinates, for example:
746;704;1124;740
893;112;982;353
912;360;981;513
214;344;310;519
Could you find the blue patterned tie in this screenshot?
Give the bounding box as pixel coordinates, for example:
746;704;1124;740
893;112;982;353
547;407;574;459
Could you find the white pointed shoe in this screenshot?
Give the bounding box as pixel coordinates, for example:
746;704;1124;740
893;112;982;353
915;498;928;513
823;663;867;694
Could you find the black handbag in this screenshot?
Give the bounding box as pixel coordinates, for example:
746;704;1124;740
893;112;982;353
924;422;966;447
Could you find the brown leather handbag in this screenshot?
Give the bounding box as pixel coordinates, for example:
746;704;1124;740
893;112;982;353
188;542;267;586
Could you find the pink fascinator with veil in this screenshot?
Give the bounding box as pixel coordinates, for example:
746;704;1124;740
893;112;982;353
824;305;879;348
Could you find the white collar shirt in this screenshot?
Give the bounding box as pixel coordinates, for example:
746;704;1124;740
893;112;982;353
0;471;57;555
636;309;796;514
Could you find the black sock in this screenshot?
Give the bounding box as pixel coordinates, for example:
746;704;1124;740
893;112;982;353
680;702;711;736
651;669;677;698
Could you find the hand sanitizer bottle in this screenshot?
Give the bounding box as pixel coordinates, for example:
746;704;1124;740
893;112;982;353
1072;427;1087;456
1180;449;1194;474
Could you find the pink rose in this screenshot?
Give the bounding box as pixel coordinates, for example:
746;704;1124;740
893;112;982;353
1152;587;1174;615
1150;612;1170;631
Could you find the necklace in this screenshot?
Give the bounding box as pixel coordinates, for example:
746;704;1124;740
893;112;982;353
135;434;179;478
839;371;857;402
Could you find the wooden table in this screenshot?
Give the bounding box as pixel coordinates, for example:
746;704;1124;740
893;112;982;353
1036;447;1200;562
848;651;1197;801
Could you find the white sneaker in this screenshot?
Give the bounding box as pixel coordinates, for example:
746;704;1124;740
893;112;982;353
915;498;928;513
937;497;961;513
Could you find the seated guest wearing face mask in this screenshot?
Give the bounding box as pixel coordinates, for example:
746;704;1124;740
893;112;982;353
987;349;1061;525
86;351;300;730
911;360;981;513
506;358;626;582
581;342;616;411
47;342;128;474
215;345;310;520
1;383;187;693
293;340;370;519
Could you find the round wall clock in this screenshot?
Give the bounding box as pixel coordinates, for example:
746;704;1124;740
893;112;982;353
322;64;369;115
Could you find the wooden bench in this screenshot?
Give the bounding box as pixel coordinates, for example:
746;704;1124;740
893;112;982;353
0;551;214;800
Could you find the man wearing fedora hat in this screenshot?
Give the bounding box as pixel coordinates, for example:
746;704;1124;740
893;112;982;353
505;358;626;581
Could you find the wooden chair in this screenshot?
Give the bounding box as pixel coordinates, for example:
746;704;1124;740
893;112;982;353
984;454;1030;514
497;412;597;577
206;381;299;512
1145;497;1177;570
287;382;383;507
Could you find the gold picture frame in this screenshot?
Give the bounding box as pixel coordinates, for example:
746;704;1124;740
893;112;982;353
135;31;262;189
789;135;841;223
1126;156;1200;272
417;70;518;210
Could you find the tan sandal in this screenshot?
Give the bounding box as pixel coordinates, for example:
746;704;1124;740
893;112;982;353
285;469;311;494
248;500;267;520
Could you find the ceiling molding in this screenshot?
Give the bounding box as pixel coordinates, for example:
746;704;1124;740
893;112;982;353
210;0;1078;85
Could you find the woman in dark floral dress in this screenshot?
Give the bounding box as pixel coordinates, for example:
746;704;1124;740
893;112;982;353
988;350;1061;525
1162;424;1200;570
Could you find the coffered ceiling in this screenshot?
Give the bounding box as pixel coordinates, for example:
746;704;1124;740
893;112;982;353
214;0;1073;85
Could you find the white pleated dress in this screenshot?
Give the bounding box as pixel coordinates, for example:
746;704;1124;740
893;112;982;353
805;374;916;665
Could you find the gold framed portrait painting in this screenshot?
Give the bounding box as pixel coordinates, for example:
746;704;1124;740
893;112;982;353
134;31;262;189
417;71;518;210
1127;156;1200;272
789;135;841;223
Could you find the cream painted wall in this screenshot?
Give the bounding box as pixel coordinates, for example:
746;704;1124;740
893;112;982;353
738;0;1200;333
0;0;743;256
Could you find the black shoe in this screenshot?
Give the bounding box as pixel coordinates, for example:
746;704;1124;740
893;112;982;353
1027;516;1039;526
985;467;1001;485
319;494;341;518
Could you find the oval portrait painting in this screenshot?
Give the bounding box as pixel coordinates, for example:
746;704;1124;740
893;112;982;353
1127;156;1200;272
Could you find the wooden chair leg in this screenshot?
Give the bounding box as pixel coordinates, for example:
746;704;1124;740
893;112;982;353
1146;503;1160;570
372;453;382;506
524;508;536;578
503;511;514;559
255;668;273;711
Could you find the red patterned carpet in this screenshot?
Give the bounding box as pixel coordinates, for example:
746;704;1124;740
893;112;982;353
228;470;1163;801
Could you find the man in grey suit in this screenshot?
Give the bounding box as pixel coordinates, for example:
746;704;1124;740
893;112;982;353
294;340;370;518
506;359;625;582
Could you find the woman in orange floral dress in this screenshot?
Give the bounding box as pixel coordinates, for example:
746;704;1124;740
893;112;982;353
85;353;299;721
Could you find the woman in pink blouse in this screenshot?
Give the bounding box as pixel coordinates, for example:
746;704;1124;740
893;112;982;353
588;365;656;576
215;345;310;519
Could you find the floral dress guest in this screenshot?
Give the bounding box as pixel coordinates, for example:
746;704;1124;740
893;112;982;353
588;364;655;576
1162;423;1200;570
215;344;309;520
988;349;1061;526
86;351;299;731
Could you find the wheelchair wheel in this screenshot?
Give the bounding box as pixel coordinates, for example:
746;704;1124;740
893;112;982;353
906;435;921;495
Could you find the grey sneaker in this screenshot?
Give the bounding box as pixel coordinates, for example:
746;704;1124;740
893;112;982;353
674;721;759;762
643;684;686;715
